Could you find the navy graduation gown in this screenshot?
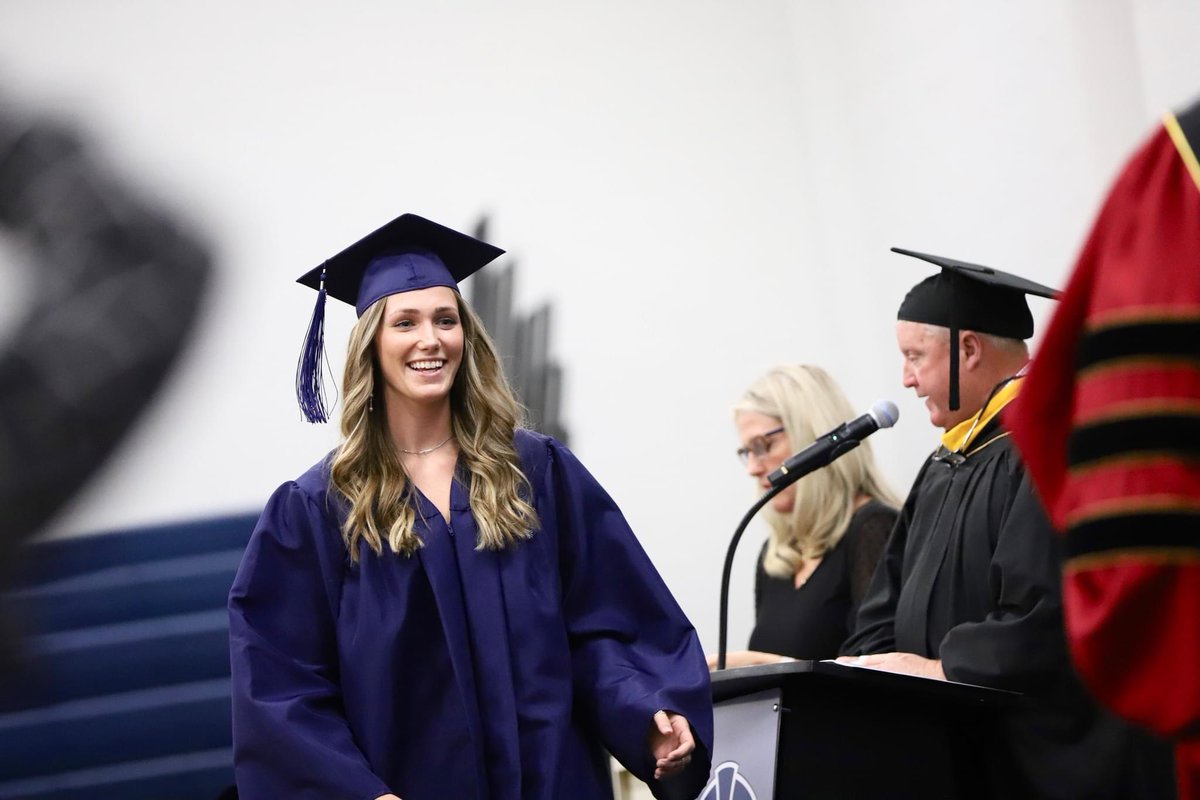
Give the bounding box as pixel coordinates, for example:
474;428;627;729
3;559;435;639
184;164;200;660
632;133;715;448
229;430;713;800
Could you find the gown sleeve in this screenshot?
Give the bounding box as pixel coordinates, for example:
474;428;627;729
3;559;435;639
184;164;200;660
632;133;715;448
543;439;714;798
936;467;1071;690
228;480;392;800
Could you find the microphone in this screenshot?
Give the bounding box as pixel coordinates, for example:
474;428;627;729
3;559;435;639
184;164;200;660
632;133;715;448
767;400;899;489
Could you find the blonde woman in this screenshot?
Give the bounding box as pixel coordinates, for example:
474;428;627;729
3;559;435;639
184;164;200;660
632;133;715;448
229;214;711;800
715;364;900;669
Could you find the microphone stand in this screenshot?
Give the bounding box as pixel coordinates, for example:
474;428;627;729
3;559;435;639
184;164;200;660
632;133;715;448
717;482;788;671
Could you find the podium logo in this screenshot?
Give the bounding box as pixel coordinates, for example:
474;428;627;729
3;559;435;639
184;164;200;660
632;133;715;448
698;760;758;800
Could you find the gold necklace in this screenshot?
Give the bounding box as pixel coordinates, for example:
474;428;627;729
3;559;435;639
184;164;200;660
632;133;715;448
398;434;454;456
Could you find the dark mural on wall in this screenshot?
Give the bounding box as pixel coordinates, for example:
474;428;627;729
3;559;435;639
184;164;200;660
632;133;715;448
466;216;569;444
0;99;220;799
0;98;212;596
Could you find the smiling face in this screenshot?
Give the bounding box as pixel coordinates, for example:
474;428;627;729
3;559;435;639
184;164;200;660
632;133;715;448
735;410;796;514
374;286;464;412
896;320;965;430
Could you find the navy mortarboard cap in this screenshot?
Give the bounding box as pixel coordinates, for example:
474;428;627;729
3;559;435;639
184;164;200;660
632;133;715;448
296;213;504;316
295;213;504;423
893;247;1059;411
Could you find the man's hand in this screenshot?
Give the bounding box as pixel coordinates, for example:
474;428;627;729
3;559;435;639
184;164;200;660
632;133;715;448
647;709;695;780
836;652;946;680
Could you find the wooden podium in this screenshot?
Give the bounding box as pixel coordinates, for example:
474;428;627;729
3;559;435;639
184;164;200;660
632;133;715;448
704;661;1019;800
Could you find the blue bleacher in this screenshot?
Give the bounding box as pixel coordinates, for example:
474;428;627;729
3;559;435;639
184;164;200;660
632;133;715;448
0;513;258;799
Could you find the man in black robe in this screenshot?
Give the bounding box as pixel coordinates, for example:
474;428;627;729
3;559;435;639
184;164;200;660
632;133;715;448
841;250;1172;799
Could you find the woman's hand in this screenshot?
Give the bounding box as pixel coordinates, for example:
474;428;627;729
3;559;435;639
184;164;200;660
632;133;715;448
647;709;695;780
706;649;790;671
374;794;402;800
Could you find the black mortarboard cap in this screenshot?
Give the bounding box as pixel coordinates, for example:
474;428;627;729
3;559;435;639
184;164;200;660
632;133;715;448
893;247;1059;411
295;213;504;423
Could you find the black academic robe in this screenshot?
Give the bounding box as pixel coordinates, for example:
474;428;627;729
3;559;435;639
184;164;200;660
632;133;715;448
843;416;1157;800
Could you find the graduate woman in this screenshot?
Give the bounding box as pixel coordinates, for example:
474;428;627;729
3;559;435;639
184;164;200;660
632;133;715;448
228;214;712;800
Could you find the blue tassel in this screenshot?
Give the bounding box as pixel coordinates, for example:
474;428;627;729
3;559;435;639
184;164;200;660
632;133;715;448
296;271;331;423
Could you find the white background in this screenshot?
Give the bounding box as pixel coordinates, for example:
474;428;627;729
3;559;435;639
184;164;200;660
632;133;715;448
2;0;1198;653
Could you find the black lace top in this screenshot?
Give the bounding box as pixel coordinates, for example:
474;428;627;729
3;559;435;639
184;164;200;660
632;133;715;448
746;499;897;660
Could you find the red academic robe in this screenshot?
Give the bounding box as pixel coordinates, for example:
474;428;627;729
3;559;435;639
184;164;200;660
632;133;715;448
1008;99;1200;797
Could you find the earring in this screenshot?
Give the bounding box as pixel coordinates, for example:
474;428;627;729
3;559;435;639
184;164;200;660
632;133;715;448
368;392;374;413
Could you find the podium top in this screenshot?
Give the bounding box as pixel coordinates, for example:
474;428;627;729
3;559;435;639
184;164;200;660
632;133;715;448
711;659;1021;708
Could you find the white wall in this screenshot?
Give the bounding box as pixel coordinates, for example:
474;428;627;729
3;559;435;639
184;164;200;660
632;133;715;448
1;0;1197;653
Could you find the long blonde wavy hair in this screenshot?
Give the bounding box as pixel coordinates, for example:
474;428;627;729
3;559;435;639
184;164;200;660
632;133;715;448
330;291;538;561
735;364;900;579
